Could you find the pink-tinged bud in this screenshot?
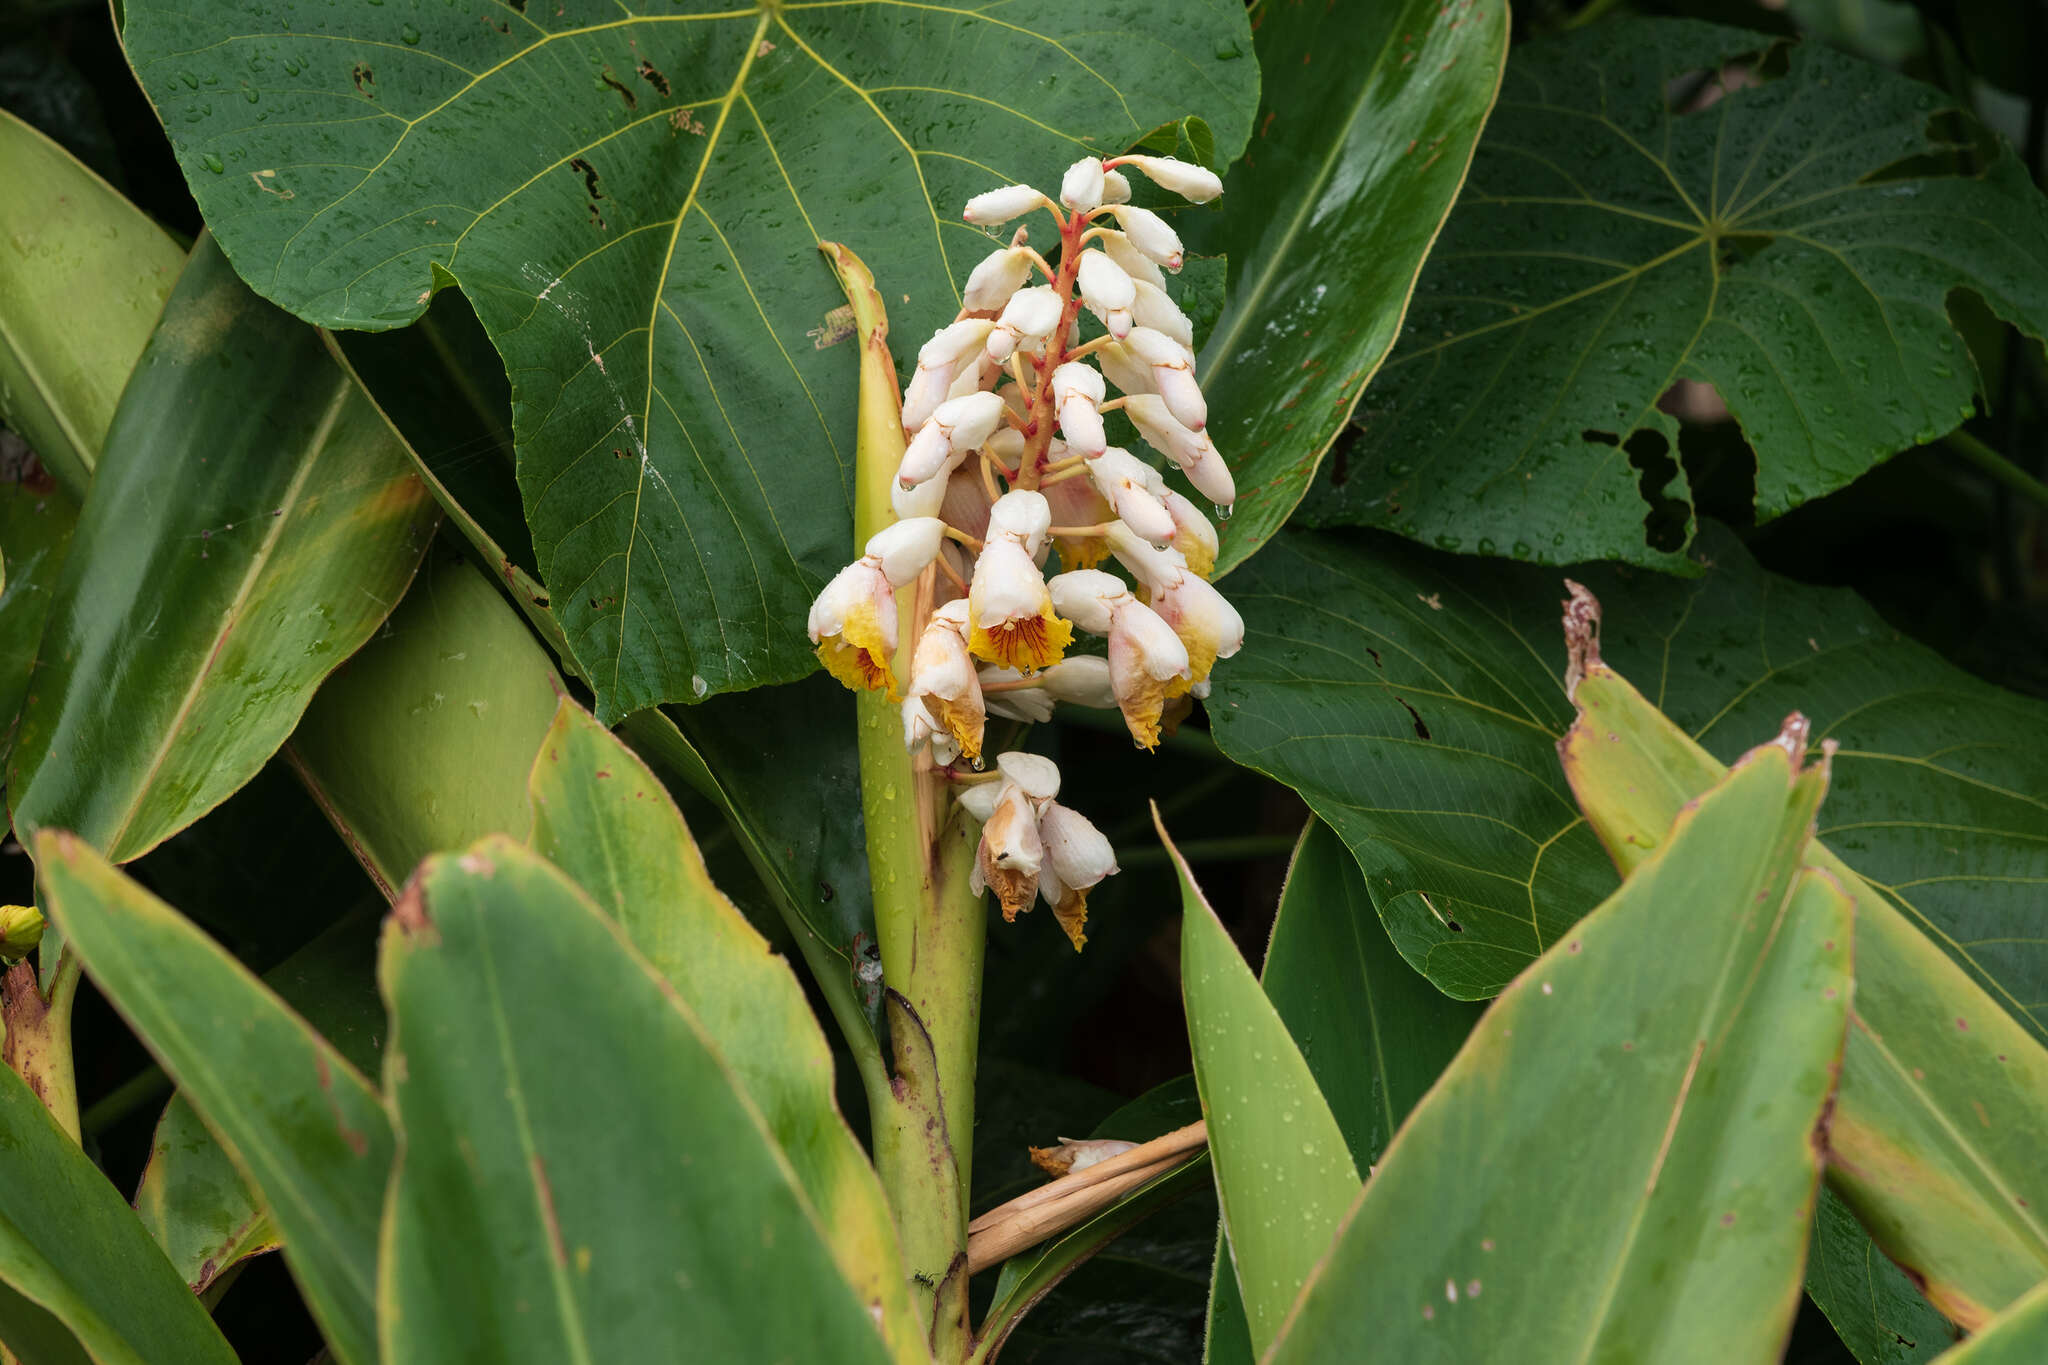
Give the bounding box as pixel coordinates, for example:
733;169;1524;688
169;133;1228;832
1131;281;1194;349
899;391;1003;487
1052;362;1108;457
1151;571;1244;683
1097;229;1166;291
865;517;948;586
1100;169;1132;205
1161;488;1219;577
1076;249;1136;315
987;285;1064;362
963;246;1036;310
892;448;965;520
1094;341;1155;398
1103;521;1186;594
997;750;1061;802
964;183;1051;225
1109;206;1183;272
898;422;955;490
1060;157;1106;213
905;319;996;429
1089;447;1177;546
1037;799;1118;948
1110;154;1224;204
1124;327;1205;430
1047;569;1127;634
1123;394;1233;505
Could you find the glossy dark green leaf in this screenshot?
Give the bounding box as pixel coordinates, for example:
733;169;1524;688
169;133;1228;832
0;1037;236;1365
1302;18;2048;568
1207;523;2048;1015
525;697;921;1360
288;548;563;899
124;0;1259;718
1806;1188;1958;1364
1206;818;1484;1363
1169;816;1357;1357
1194;0;1506;575
134;908;384;1297
621;677;884;1047
0;107;183;499
37;830;393;1365
0;466;74;765
377;836;895;1364
7;235;439;864
1271;742;1852;1363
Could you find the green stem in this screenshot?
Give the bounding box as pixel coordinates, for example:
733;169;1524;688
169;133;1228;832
1943;429;2048;512
827;241;986;1362
1563;0;1625;30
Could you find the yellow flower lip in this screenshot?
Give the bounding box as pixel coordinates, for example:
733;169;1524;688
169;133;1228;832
970;606;1073;674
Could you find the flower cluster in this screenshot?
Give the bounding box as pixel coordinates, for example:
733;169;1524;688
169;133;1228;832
808;155;1247;947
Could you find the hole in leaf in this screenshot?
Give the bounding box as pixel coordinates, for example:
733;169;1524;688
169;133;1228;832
638;59;671;97
1624;428;1689;553
1393;695;1431;741
569;157;603;200
599;67;637;111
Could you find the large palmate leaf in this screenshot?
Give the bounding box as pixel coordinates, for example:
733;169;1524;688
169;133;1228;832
7;235;438;864
1301;17;2048;568
378;837;894;1364
38;832;394;1365
526;698;920;1361
1194;0;1505;575
123;0;1260;719
1270;740;1851;1363
1205;819;1483;1364
1168;816;1357;1358
0;107;183;500
0;1060;237;1365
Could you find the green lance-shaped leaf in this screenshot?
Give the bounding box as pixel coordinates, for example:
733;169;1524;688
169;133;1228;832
1270;737;1853;1364
1193;0;1506;575
37;830;394;1365
121;0;1260;720
1933;1278;2048;1364
1560;622;2048;1332
1166;810;1358;1359
0;107;184;500
377;836;897;1365
134;908;385;1297
0;1058;238;1365
1206;818;1485;1364
7;234;440;864
1302;18;2048;568
0;472;75;767
288;548;565;900
525;696;921;1362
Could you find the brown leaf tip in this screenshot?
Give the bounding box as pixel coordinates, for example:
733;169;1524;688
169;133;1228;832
389;882;436;942
1773;712;1813;768
1561;579;1602;700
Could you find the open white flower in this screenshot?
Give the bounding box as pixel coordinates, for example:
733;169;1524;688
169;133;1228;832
910;599;985;762
1048;569;1191;749
1037;801;1119;949
968;490;1072;672
1105;524;1242;684
807;518;947;698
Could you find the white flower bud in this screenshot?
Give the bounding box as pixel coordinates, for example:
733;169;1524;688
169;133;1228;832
963;246;1036;311
946;350;1003;402
1112;154;1224;204
866;516;948;585
1151;570;1244;683
1089;448;1177;546
1108;206;1183;272
1060;157;1105;213
1124;327;1205;430
1051;362;1108;457
1100;169;1132;205
893;448;966;519
979;667;1057;723
987;487;1053;550
905;319;996;429
996;750;1061;802
1076;249;1136;315
957;779;1002;822
1131;281;1193;350
1124;394;1234;505
1048;569;1128;635
1039;802;1117;891
1161;488;1218;577
902;391;1006;487
1094;340;1156;398
987;285;1064;362
1097;229;1167;291
964;184;1051;225
1040;655;1116;707
1104;520;1186;594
